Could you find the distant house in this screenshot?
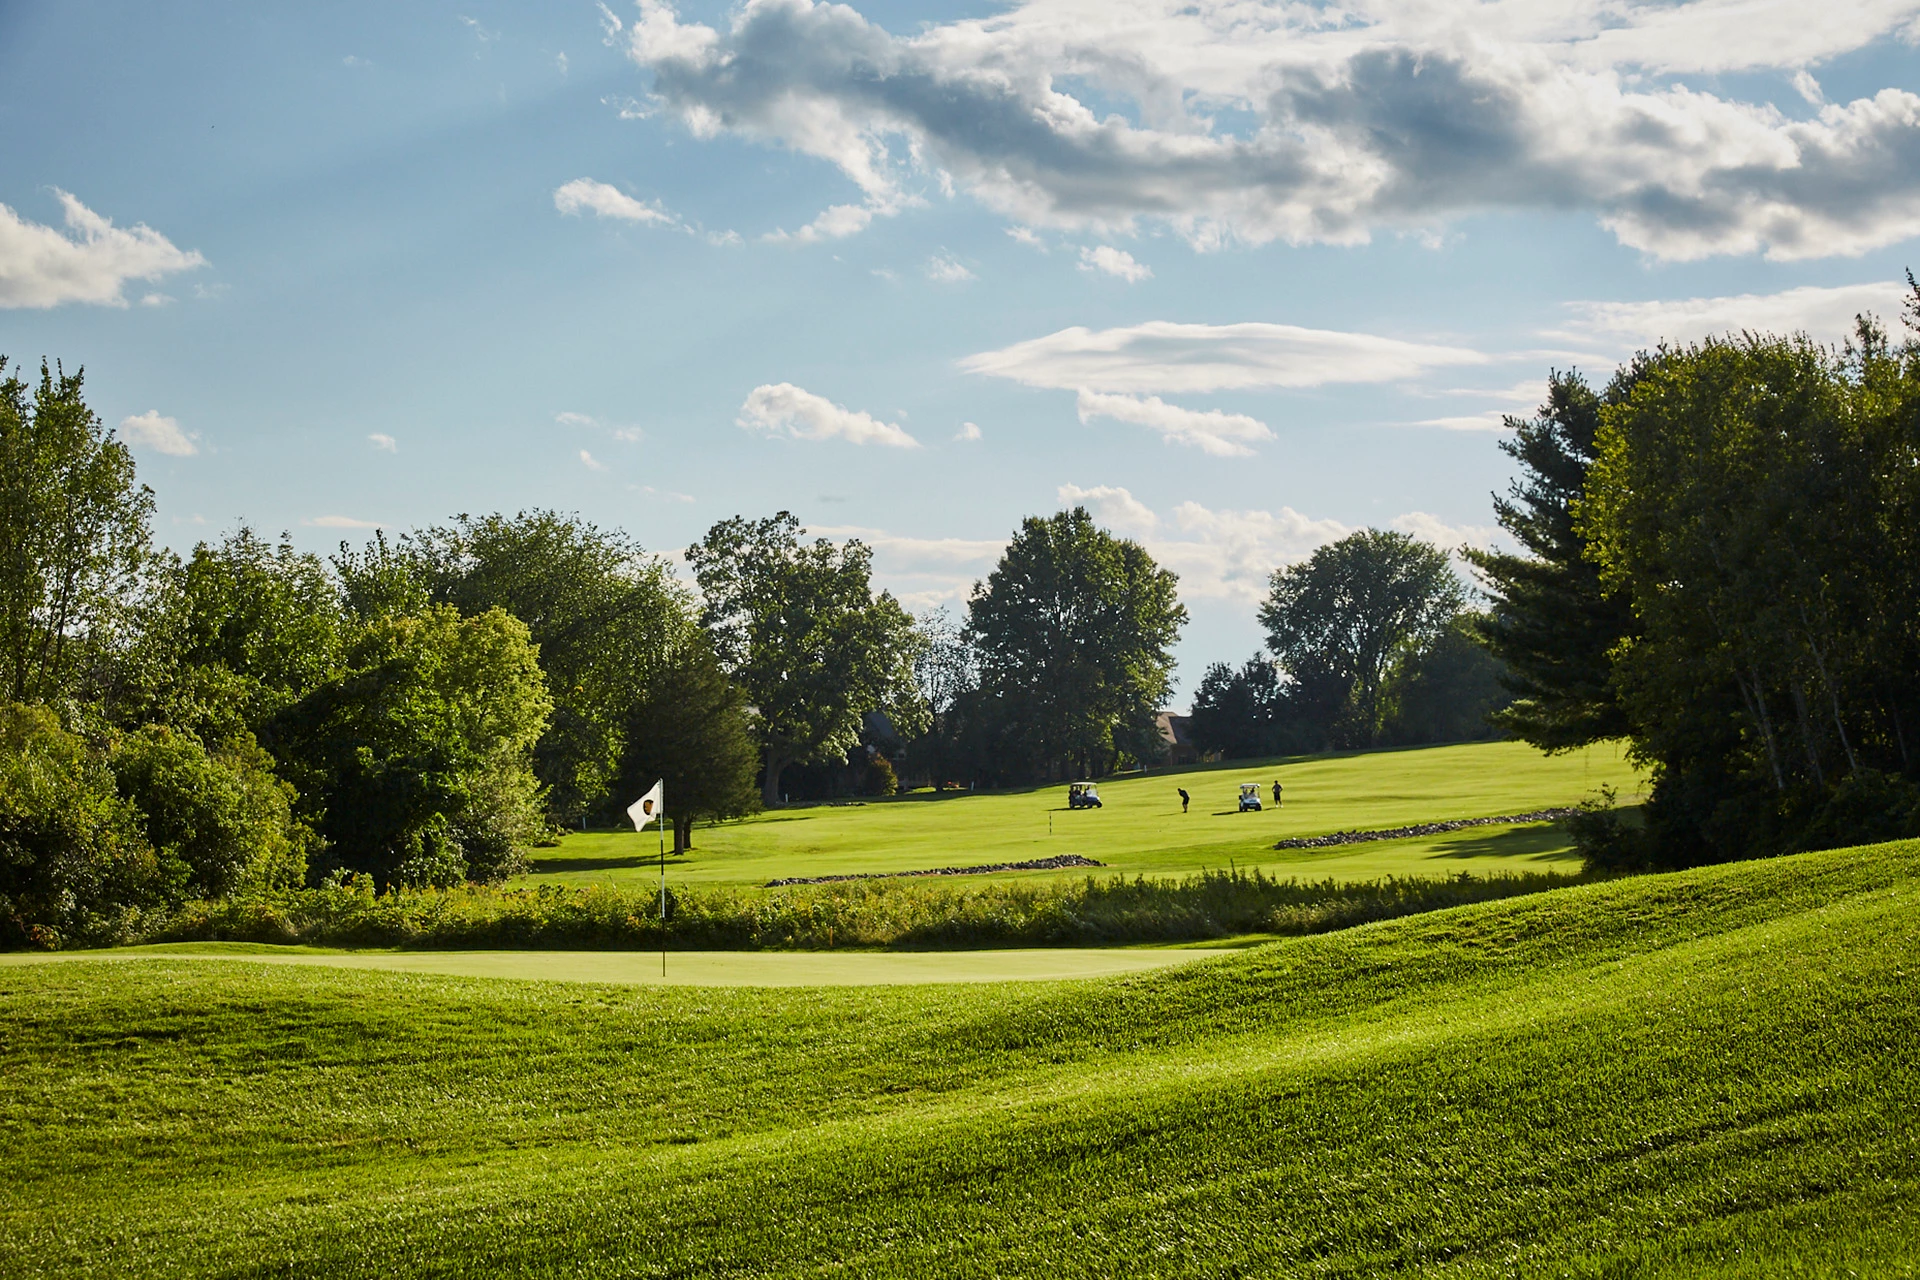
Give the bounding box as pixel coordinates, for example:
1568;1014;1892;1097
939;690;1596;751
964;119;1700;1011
1156;711;1200;766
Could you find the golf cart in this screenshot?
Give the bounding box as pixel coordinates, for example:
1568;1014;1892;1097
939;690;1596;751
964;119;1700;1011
1238;783;1264;812
1067;782;1103;809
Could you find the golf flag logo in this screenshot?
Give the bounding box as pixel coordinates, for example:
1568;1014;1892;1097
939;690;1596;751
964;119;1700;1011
627;780;664;831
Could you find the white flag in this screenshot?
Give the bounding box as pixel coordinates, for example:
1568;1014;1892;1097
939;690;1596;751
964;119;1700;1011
626;780;664;832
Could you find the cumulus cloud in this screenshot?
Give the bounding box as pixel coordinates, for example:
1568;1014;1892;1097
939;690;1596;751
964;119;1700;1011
1075;389;1273;456
617;0;1920;260
765;202;877;243
120;411;198;457
1078;246;1150;282
0;191;205;309
955;421;983;441
964;321;1487;395
1388;511;1506;558
368;433;398;452
553;178;677;225
1558;281;1913;350
580;449;608;471
738;382;919;447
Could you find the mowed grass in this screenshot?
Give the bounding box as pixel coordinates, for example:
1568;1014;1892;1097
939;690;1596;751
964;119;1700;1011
2;941;1238;985
4;839;1916;1278
529;739;1642;890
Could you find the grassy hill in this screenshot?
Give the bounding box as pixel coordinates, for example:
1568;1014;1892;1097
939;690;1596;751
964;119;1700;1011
529;739;1643;890
5;839;1915;1277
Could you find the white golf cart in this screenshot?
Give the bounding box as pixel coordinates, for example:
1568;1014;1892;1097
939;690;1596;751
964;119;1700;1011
1238;783;1264;812
1067;782;1103;809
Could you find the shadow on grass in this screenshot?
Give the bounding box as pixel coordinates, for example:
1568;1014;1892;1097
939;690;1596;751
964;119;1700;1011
1426;825;1579;862
528;854;693;873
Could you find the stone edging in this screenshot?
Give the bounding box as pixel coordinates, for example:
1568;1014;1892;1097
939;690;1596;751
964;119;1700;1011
1272;808;1580;851
766;853;1106;887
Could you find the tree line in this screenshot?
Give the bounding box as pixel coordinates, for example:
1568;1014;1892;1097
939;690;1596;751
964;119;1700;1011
0;350;1525;948
1473;281;1920;868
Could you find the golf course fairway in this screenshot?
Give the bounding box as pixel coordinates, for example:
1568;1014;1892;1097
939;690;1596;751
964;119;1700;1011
527;738;1642;890
4;837;1915;1277
1;942;1236;985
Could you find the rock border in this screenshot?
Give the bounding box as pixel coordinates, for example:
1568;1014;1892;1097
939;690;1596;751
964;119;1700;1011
1273;808;1580;851
767;853;1105;887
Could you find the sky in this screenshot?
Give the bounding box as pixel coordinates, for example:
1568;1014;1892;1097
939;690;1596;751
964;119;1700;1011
3;0;1918;702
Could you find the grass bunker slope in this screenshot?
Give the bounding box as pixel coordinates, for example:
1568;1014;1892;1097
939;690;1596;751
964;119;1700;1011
4;839;1916;1278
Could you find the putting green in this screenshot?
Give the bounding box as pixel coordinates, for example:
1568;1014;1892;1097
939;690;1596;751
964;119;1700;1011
1;942;1238;986
527;739;1641;890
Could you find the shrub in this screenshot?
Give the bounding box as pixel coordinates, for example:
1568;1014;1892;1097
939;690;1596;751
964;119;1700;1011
109;725;308;897
1566;785;1650;873
862;755;898;797
0;703;169;948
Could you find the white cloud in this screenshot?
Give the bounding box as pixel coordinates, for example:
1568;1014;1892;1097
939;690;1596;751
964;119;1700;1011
1075;389;1273;457
556;51;570;77
1056;483;1159;536
1006;227;1046;250
634;484;697;502
738;382;920;447
580;449;608;471
1078;246;1151;283
120;411;198;457
926;252;975;282
765;202;877;243
555;411;598;428
0;191;205;309
621;0;1920;261
553;178;677;225
964;321;1488;395
812;522;1007;611
1558;281;1913;350
955;421;983;441
1388;511;1506;558
306;515;383;529
368;433;398;452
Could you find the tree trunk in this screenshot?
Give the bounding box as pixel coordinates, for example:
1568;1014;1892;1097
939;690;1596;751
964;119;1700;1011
762;748;791;808
673;814;693;853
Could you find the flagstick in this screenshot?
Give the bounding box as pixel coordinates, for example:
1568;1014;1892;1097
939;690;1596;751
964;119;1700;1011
659;807;667;980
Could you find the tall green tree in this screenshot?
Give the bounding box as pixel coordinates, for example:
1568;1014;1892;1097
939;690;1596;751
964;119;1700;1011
0;359;153;705
1382;613;1513;745
905;607;975;789
270;605;552;887
613;633;759;852
389;512;692;824
1259;529;1462;748
1187;655;1286;761
1579;330;1920;862
687;513;920;807
1464;372;1638;751
967;507;1186;779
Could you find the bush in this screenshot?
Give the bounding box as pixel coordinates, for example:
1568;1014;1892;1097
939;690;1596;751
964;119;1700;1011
0;703;170;948
1566;785;1651;873
862;755;898;797
109;725;308;897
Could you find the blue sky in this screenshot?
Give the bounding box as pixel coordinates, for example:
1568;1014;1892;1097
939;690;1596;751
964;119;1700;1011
3;0;1918;700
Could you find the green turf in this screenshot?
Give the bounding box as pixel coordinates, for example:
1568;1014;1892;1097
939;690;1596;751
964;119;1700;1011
2;942;1238;985
528;739;1642;890
4;839;1914;1277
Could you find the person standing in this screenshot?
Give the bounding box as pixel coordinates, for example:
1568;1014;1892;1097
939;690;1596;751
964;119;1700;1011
1271;780;1283;807
1178;788;1190;813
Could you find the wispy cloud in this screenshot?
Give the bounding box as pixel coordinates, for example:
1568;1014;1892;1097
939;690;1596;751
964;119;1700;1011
955;421;983;442
1075;390;1272;457
738;383;919;448
965;321;1488;395
305;515;382;530
120;410;198;456
1078;246;1151;283
926;252;975;283
579;449;607;471
368;432;398;452
553;178;676;226
0;191;205;309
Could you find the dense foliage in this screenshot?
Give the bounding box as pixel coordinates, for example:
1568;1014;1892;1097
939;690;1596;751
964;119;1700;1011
688;512;921;806
1574;324;1920;865
962;506;1186;780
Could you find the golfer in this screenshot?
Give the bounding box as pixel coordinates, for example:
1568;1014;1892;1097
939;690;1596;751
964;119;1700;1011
1271;780;1283;807
1178;788;1190;813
